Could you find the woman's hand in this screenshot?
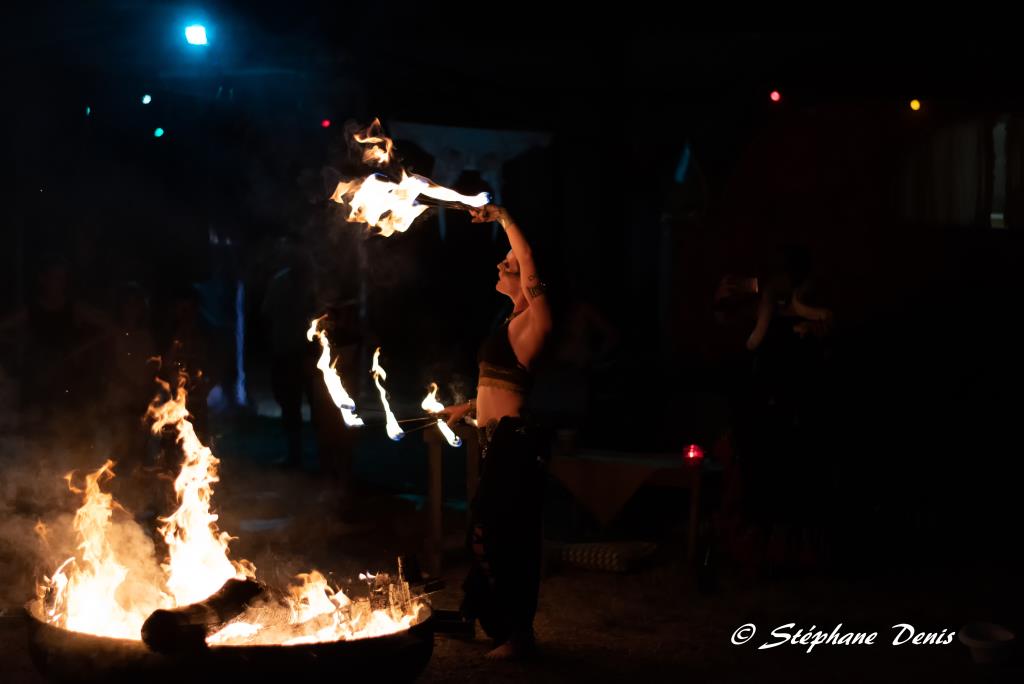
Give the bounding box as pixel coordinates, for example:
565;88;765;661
469;205;509;225
438;401;474;427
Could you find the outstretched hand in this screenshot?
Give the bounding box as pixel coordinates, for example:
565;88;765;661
469;205;509;225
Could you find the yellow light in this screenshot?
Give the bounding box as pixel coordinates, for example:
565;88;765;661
910;99;921;111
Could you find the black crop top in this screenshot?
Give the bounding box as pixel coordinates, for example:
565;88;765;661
478;319;532;394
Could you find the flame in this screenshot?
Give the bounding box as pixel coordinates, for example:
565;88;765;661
353;118;395;166
371;348;404;441
206;620;261;643
279;571;353;645
329;172;429;237
207;569;421;646
331;171;490;237
146;376;254;606
417;179;492;207
36;461;168;639
36;374;420;645
421;383;462;447
306;316;364;427
289;571;351;623
330;118;489;236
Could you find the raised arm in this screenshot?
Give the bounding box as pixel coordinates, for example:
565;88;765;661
471;205;552;337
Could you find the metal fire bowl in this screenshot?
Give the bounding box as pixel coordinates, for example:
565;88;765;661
24;600;434;684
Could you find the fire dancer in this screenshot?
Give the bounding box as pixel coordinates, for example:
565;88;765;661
441;204;552;659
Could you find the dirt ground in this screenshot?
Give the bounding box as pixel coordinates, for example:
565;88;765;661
2;427;1021;683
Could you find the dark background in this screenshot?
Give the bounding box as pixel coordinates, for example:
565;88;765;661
3;12;1022;579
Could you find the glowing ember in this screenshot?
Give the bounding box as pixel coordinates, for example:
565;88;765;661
329;118;489;236
421;383;462;447
306;316;365;427
371;347;404;441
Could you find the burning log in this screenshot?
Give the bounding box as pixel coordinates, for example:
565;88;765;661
141;578;267;652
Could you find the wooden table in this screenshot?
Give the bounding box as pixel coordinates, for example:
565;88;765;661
423;427;703;574
547;448;703;560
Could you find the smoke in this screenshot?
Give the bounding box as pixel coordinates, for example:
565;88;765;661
0;436;72;609
0;435;165;612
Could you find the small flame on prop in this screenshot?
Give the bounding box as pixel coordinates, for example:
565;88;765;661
371;347;404;441
330;118;490;237
421;383;462;447
307;316;364;427
352;118;394;166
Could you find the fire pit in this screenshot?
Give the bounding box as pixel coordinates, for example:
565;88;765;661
28;377;436;682
24;599;434;683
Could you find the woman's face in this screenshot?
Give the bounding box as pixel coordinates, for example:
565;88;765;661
496;250;520;298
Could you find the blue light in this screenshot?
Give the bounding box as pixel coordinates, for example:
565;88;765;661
85;106;91;117
674;142;692;184
235;281;248;406
154;127;165;138
185;25;208;45
142;94;152;104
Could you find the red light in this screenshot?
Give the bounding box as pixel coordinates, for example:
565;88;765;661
770;91;781;103
684;444;704;462
321;119;331;128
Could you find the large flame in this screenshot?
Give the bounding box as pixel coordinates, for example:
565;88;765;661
371;347;404;441
37;375;419;644
146;376;254;606
330;172;431;237
421;383;462;447
36;461;168;639
330;118;489;236
306;316;365;427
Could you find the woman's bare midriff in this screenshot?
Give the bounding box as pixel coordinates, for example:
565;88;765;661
476;384;525;426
